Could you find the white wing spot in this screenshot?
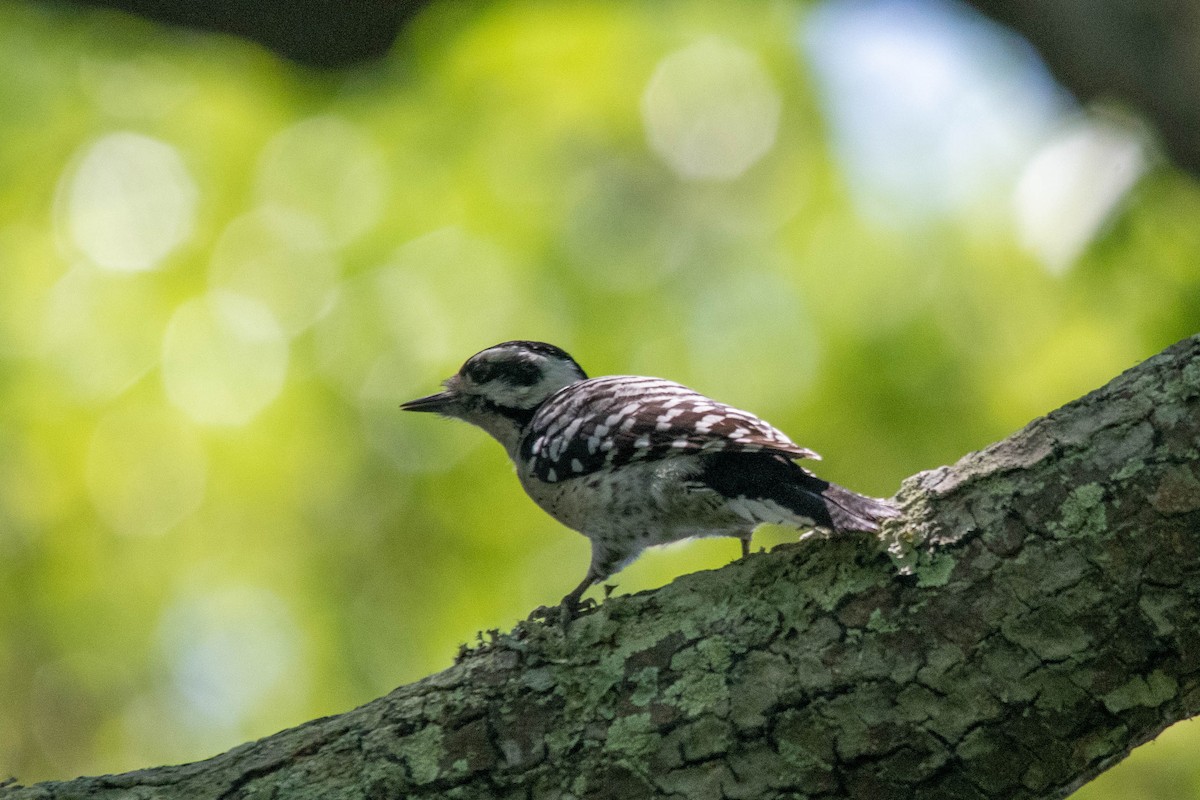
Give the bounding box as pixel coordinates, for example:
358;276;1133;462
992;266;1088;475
546;467;557;482
634;434;651;449
587;436;600;453
727;497;801;527
571;458;584;473
671;438;690;448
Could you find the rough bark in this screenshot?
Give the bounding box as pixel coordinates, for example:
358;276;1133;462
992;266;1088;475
4;335;1199;798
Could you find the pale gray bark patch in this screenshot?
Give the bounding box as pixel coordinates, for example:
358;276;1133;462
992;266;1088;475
4;334;1199;800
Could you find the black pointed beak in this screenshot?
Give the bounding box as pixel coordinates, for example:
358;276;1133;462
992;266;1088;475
400;390;459;413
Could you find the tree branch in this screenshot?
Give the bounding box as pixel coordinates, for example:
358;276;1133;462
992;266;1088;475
44;0;437;68
5;334;1200;799
964;0;1200;178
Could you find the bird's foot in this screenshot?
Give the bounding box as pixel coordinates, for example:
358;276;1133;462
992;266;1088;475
555;595;598;627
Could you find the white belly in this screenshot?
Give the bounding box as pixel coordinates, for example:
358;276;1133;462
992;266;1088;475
517;457;747;549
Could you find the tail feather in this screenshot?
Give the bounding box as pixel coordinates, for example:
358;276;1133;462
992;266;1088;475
698;451;898;534
818;481;899;533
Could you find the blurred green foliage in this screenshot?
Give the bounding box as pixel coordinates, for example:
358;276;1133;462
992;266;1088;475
0;0;1197;792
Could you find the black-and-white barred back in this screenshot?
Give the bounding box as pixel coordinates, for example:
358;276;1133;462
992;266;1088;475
519;376;820;483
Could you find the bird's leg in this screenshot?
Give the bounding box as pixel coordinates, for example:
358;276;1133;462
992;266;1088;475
738;532;752;559
557;570;599;625
558;541;627;621
527;565;597;624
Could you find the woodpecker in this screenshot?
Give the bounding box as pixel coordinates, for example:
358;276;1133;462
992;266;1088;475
402;340;897;613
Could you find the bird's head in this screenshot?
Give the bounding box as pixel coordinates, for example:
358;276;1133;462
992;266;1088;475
401;340;587;452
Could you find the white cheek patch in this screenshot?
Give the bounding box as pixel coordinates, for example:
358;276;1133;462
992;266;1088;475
480;381;537;408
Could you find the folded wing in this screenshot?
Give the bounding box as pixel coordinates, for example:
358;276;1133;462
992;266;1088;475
521;376;820;483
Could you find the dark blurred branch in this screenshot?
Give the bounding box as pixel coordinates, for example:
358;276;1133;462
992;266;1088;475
964;0;1200;176
54;0;437;68
4;335;1200;798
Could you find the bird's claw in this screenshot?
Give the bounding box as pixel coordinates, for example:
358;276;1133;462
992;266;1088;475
554;595;597;626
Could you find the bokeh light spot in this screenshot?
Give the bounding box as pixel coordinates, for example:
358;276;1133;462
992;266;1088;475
315;270;447;402
158;586;304;731
58;132;197;272
208;206;340;336
802;0;1070;222
315;227;518;400
255;116;388;245
315;229;521;473
86;402;207;538
162;292;289;426
642;38;781;180
1014;116;1148;274
42;264;169;400
385;227;519;349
